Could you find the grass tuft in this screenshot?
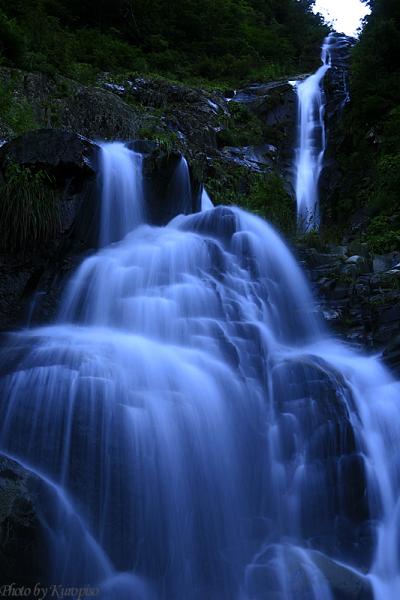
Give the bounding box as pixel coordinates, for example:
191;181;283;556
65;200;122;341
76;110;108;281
0;163;59;252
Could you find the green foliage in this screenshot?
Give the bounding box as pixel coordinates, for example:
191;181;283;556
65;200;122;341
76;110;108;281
0;163;59;251
0;79;37;133
206;161;295;235
363;215;400;253
330;0;400;236
242;173;295;235
0;10;25;66
218;103;264;147
0;0;328;85
367;154;400;214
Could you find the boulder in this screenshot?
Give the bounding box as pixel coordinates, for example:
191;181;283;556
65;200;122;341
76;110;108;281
0;128;97;171
373;252;400;273
0;455;44;586
310;551;373;600
383;334;400;376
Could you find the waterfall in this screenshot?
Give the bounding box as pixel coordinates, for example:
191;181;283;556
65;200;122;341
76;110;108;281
1;142;400;599
98;142;144;245
294;34;333;231
201;186;214;211
294;33;352;231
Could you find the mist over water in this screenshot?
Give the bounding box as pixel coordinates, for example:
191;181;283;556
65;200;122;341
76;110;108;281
0;143;399;599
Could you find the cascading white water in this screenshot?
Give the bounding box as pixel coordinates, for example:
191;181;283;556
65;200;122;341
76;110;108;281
294;34;333;231
294;33;352;232
201;186;214;211
99;142;144;245
0;142;400;599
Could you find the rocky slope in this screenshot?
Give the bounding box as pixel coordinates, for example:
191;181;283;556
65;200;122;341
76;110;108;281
0;65;302;331
299;242;400;375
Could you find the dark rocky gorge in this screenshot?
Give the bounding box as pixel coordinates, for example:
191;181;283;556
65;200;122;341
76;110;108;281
0;33;399;600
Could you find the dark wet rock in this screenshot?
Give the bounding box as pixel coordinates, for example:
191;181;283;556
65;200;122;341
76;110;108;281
0;128;96;171
310;551;373;600
232;79;298;184
100;75;227;151
319;35;355;226
220;144;276;172
0;455;44;586
142;147;202;225
323;35;354;121
244;543;372;600
0;67;146;141
383;334;400;376
271;355;372;564
300;245;400;374
301;248;345;268
373;252;400;273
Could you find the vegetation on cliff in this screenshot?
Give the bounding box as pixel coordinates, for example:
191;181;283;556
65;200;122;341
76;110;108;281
332;0;400;252
0;0;327;85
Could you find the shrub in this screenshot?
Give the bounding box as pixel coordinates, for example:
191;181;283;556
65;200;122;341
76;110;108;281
367;153;400;214
364;215;400;253
0;10;25;66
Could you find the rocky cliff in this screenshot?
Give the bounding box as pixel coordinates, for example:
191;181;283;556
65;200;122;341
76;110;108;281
0;54;399;376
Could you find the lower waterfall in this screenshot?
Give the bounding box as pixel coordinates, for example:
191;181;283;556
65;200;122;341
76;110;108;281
0;142;399;599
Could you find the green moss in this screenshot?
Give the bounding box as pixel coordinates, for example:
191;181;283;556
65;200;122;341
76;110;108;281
136;126;180;155
0;78;37;134
0;163;59;252
218;103;264;147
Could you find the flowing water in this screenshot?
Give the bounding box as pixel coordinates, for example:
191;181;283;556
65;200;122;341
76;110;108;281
294;34;349;231
0;143;400;599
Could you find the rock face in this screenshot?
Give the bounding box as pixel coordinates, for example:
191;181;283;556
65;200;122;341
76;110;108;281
0;455;44;586
319;35;355;224
0;68;145;141
299;244;400;375
231;80;299;186
310;551;373;600
272;356;372;568
0;130;100;330
131;141;202;225
104;75;228;150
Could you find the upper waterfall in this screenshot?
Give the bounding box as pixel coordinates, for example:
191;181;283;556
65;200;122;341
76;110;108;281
294;33;353;231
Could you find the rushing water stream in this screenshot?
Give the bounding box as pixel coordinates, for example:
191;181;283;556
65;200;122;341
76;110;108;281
1;140;400;599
